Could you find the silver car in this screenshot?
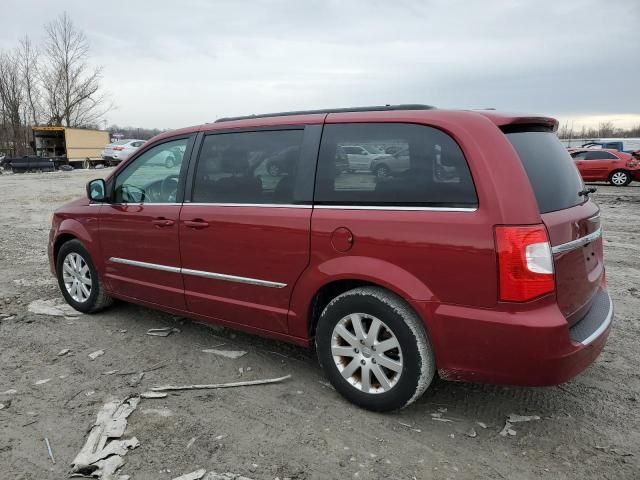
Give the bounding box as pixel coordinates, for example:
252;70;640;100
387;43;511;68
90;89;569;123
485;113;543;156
101;139;145;165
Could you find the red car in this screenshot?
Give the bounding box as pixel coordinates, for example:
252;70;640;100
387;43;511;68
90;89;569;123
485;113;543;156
48;105;612;411
569;148;639;186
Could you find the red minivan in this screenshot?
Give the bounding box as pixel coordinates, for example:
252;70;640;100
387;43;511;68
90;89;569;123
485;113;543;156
48;105;613;411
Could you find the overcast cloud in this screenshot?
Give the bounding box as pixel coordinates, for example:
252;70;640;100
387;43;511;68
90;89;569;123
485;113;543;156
1;0;639;129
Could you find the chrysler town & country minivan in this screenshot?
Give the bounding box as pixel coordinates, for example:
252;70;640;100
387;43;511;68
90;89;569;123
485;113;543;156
49;105;613;411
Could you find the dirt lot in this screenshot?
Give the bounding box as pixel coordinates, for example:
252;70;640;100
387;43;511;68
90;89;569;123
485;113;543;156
0;168;638;480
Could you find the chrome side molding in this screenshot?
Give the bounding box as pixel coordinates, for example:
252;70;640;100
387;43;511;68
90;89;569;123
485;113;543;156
551;228;602;254
108;257;286;289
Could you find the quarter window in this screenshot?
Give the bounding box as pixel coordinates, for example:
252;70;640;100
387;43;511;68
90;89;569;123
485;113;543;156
113;138;188;203
315;123;478;207
192;130;304;204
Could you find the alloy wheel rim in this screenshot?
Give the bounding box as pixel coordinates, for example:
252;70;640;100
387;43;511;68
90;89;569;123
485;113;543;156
331;313;403;394
62;253;92;303
611;172;627;185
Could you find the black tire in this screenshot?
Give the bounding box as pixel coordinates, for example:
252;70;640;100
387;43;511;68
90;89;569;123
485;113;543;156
315;286;435;412
608;170;631;186
374;164;390;178
56;239;113;314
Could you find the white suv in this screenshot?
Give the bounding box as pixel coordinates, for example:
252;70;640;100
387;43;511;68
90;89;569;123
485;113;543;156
102;139;145;165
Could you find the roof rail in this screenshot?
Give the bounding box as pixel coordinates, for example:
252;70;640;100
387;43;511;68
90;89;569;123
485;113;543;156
214;104;436;123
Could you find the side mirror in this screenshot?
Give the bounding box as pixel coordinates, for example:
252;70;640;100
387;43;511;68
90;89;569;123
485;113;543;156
87;178;107;202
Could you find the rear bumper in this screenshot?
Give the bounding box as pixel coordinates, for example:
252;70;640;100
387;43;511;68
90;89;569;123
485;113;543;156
412;289;612;386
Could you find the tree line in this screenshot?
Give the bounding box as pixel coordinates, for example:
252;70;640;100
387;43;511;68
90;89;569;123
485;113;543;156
557;121;640;139
0;13;111;156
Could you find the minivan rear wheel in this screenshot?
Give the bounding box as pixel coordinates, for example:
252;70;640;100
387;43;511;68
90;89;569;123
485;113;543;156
56;239;113;313
609;170;631;186
315;287;435;411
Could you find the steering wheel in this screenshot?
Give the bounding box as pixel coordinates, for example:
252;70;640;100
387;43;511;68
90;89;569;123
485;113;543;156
160;174;180;201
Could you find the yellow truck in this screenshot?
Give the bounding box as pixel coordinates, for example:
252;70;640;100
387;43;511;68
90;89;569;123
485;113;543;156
32;126;110;169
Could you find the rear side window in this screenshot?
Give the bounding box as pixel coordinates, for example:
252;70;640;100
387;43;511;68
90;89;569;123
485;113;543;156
585;151;616;160
315;123;478;208
506;132;584;213
192;130;304;204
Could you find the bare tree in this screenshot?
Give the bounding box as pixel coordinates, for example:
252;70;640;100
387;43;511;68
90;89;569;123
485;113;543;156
0;50;29;155
41;12;112;127
17;36;41;126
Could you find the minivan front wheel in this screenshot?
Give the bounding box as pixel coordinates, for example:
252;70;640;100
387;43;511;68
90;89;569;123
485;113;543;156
609;170;631;186
56;239;113;313
316;287;435;411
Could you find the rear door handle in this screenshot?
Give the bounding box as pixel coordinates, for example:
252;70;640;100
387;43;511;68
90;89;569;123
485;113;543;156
184;219;209;229
152;217;175;227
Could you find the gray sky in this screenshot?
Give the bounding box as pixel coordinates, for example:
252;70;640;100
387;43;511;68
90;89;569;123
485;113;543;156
1;0;639;129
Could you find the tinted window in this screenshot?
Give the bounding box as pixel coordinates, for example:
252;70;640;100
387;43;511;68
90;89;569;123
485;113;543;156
114;138;188;203
315;123;477;207
192;130;304;204
571;151;588;160
585;151;616;160
506;132;583;213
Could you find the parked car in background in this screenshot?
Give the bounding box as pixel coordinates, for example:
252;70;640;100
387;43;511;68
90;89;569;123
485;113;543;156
340;144;389;171
370;147;409;177
102;139;145;165
569;148;639;186
49;105;612;412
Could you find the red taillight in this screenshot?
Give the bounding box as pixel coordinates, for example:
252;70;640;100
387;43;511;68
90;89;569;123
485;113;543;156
113;146;124;151
495;225;555;302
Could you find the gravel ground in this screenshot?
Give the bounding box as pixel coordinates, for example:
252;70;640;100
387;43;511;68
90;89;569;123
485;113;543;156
0;168;639;479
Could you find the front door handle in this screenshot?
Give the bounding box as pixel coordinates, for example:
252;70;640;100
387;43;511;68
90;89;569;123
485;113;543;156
152;217;175;227
184;219;209;229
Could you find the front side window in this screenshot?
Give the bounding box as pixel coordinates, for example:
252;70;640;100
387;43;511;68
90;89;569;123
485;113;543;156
315;123;478;207
192;129;304;204
113;137;188;203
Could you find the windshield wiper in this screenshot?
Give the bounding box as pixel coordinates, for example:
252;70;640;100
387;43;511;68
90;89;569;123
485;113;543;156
578;187;597;197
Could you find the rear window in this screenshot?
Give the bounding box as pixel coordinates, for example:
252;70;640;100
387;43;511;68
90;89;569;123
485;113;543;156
315;123;478;208
506;131;584;213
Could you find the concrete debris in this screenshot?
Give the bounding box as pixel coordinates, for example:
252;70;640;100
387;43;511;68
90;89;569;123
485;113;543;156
507;414;541;423
151;375;291;392
140;391;167;399
141;408;173;417
89;350;105;360
171;469;207;480
45;437;55;464
58;348;71;356
398;422;422;433
147;327;180;337
499;422;517;437
70;396;140;478
1;389;17;395
28;298;81;317
499;413;540;437
465;428;477;438
201;348;247;359
34;378;51;385
127;372;145;388
203;472;254;480
595;445;634;456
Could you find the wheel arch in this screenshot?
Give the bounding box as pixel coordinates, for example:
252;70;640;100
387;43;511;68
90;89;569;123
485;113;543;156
53;219;102;274
288;256;435;339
